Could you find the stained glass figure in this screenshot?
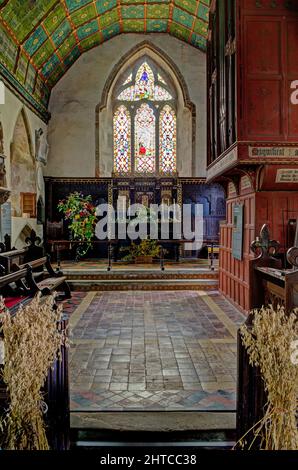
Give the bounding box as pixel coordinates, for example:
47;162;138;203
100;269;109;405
113;105;131;173
160;105;177;174
135;62;154;100
135;104;156;173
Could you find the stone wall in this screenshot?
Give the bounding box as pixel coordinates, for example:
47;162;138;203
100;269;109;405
46;34;206;179
0;86;47;247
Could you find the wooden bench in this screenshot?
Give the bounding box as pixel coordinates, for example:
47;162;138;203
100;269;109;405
0;266;35;313
0;229;44;275
14;255;71;301
0;248;28;275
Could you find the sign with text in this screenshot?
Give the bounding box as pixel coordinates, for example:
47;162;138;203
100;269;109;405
0;202;11;239
249;146;298;158
232;203;244;261
276;169;298;183
207;147;238;180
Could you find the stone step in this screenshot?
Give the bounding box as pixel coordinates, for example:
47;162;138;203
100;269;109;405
68;278;218;291
63;269;218;280
66;271;218;281
70;411;236;449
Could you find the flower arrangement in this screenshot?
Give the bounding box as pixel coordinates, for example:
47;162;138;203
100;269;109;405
120;239;162;262
0;294;66;450
236;305;298;450
58;192;97;259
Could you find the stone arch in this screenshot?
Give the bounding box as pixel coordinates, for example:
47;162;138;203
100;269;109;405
10;108;36;217
95;41;196;177
15;222;34;248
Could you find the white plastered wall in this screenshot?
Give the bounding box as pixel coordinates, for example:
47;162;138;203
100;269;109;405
0;85;47;247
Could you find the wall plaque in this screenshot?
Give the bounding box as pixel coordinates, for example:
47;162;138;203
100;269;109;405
0;201;11;240
232;204;244;261
276;169;298;183
240;175;252;191
249;146;298;158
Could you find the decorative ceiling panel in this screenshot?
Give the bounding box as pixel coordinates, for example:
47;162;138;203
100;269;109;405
0;0;210;121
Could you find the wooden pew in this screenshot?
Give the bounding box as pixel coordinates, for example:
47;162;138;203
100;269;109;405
0;229;44;275
14;255;71;301
0;248;28;275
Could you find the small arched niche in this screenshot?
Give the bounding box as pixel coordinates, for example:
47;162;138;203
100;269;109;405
10;109;36;218
96;42;196;177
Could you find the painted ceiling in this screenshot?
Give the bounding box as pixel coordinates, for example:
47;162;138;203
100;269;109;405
0;1;210;120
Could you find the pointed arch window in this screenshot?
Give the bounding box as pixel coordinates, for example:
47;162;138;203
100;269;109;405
113;58;177;176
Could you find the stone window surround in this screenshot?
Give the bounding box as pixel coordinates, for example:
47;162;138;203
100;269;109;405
95;41;196;178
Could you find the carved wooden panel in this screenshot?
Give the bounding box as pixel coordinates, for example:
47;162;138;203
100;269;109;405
246;20;282;75
246;80;282;137
287;21;298;75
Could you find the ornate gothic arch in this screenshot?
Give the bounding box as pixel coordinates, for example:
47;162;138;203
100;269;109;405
95;41;196;177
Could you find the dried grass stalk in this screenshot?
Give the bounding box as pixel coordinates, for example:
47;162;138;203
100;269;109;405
0;294;66;450
236;305;298;450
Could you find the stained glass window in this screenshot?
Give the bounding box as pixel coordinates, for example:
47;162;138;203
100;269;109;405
135;104;156;173
117;86;135;101
113;58;177;175
154;86;172;101
160;105;177;174
113;105;131;174
116;61;172;102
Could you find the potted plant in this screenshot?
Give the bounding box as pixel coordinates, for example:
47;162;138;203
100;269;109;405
120;239;162;263
58;192;97;260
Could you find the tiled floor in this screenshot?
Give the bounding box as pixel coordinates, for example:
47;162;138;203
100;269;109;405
66;291;245;411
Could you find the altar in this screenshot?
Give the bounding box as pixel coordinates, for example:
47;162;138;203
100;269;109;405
45;176;226;262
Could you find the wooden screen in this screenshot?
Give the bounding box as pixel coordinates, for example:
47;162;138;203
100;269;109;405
21;192;36;218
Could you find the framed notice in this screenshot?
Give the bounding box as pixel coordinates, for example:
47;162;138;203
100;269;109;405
232;204;244;261
0;202;11;240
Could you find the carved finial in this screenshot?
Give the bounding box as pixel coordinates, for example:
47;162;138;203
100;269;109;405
25;229;41;247
250;224;280;259
287;247;298;268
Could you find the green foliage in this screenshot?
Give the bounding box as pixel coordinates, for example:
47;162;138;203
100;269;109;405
120;239;162;262
58;192;97;258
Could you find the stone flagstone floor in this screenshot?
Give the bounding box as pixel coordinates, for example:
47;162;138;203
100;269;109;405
65;291;245;411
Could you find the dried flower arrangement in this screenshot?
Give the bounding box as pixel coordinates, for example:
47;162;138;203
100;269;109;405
0;294;66;450
236;305;298;450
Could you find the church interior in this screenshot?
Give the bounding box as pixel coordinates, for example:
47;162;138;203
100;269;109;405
0;0;298;453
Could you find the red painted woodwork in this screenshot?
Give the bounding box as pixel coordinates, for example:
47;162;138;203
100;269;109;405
219;191;255;312
219;189;298;312
208;1;298;312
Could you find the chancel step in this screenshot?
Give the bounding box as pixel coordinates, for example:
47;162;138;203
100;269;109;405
64;267;218;291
